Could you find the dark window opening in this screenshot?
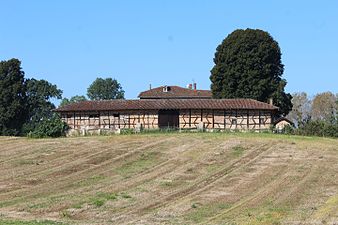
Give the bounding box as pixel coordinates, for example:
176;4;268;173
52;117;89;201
163;85;171;92
113;113;120;118
231;119;237;125
89;114;100;118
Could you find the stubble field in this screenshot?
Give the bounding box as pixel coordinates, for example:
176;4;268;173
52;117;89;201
0;133;337;224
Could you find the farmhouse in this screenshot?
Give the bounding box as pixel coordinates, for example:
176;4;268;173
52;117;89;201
55;84;278;133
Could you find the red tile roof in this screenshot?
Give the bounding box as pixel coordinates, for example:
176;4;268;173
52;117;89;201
138;86;212;99
55;99;278;112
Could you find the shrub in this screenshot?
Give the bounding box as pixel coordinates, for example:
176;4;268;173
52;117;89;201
282;124;295;135
273;119;337;138
28;114;68;138
296;120;338;138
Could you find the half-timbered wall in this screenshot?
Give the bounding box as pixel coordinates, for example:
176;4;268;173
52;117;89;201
178;109;272;130
60;109;272;132
61;110;158;131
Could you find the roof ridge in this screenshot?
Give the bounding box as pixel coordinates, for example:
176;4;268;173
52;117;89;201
138;85;212;99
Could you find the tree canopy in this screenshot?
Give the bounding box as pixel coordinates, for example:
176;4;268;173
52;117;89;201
60;95;87;107
286;92;311;127
311;92;337;122
87;77;124;100
210;28;292;115
23;78;63;134
0;59;26;135
0;58;64;136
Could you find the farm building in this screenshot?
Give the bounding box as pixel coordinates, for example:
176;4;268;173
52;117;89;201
55;85;278;134
274;117;294;132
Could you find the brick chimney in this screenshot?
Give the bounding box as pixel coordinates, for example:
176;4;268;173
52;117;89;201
269;98;273;105
193;83;197;90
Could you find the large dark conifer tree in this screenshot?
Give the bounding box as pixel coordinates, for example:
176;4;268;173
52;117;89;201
210;28;292;115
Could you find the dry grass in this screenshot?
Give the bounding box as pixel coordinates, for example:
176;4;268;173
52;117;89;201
0;133;337;224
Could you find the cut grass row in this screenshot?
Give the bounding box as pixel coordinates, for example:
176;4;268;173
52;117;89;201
0;219;65;225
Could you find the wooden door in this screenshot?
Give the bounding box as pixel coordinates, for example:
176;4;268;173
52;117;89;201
158;110;179;129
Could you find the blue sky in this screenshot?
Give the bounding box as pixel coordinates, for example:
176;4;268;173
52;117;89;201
1;1;337;103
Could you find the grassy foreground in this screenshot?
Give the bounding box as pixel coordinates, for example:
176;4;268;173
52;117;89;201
0;133;337;224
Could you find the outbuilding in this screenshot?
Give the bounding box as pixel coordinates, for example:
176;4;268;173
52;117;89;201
274;117;294;132
55;85;279;134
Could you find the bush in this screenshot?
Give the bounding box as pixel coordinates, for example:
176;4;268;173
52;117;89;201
274;120;337;138
282;124;295;135
295;120;338;138
28;115;68;138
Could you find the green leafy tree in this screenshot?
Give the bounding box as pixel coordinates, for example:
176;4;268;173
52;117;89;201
0;58;65;136
210;28;292;115
60;95;87;107
0;59;26;135
22;78;63;134
87;78;124;100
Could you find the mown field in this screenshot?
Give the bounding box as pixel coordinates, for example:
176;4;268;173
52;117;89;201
0;133;337;225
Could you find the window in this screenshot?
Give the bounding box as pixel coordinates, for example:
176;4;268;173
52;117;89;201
163;85;171;92
113;113;120;118
89;114;99;118
231;119;237;125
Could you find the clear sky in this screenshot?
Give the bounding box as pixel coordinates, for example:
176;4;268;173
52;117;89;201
1;0;337;103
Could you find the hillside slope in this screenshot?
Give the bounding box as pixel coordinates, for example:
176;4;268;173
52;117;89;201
0;133;337;224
